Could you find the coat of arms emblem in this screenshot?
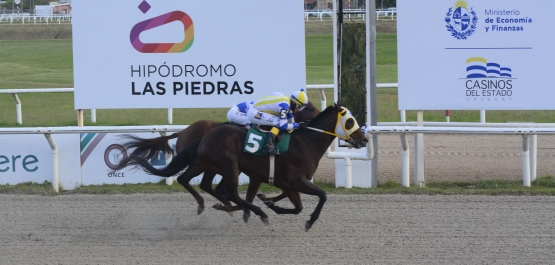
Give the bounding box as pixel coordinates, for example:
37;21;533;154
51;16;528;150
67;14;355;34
445;0;478;40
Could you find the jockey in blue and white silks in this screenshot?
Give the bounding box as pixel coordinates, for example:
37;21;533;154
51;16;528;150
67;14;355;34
247;89;309;155
227;93;285;125
227;100;254;125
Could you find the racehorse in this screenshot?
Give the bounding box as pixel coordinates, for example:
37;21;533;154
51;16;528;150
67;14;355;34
118;103;368;231
116;101;321;219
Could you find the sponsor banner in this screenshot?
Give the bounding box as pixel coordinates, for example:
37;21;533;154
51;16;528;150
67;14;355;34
0;134;81;189
81;132;249;186
398;0;552;110
73;0;306;109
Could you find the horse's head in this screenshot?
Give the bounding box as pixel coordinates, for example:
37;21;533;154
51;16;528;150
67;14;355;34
333;103;368;149
293;100;320;123
304;103;367;148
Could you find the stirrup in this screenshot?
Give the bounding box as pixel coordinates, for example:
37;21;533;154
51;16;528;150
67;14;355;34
262;145;278;155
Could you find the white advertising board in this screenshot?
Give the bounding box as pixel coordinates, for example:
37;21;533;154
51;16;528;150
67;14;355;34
398;0;552;110
80;132;249;186
0;134;81;189
81;132;167;185
73;0;306;109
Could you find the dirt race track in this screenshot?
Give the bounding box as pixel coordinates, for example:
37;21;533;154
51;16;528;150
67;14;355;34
2;193;555;264
2;134;555;264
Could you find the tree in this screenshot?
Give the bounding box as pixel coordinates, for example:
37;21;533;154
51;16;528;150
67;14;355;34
375;0;396;10
340;23;367;125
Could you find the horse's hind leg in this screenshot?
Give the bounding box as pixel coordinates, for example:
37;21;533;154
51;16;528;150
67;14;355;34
176;168;206;215
198;170;239;216
175;166;215;214
218;172;269;225
241;181;263;223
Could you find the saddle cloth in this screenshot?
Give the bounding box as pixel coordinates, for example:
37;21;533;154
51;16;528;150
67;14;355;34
243;125;291;156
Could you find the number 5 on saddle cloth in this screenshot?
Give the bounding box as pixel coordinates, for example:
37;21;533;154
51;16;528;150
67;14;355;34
244;126;291;155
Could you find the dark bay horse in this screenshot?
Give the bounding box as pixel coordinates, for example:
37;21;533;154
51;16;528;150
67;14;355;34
119;104;368;231
117;101;320;218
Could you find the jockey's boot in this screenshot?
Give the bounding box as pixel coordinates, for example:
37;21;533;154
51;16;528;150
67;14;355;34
262;127;279;155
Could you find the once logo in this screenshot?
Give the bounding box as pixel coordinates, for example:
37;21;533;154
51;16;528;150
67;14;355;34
104;144;128;170
130;1;194;53
0;154;39;173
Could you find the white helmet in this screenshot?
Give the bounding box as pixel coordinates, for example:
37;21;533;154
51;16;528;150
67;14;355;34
290;88;309;110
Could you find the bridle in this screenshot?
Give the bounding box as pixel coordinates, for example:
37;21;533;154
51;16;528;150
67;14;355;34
305;107;361;146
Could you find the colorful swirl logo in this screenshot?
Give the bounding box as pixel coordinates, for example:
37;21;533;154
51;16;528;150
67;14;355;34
130;1;194;53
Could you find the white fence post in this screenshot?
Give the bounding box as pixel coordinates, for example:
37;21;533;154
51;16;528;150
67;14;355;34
91;109;96;123
167;108;173;124
44;133;59;193
414;110;425;187
400;132;410;187
522;134;531;187
530;134;537;181
11;93;22;124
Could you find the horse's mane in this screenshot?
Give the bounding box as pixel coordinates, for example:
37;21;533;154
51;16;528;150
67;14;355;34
307;105;335;126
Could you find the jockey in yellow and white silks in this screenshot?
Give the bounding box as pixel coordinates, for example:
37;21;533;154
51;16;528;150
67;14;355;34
247;88;309;155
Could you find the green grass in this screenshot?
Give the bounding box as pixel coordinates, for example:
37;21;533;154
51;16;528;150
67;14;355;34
3;176;555;196
0;39;73;88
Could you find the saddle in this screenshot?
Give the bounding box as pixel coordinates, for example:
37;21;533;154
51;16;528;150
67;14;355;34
243;125;291;156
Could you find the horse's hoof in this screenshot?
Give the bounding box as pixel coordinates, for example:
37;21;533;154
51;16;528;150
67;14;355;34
243;212;251;223
197;205;204;215
304;221;313;231
227;211;234;218
256;193;267;200
212;203;222;209
263;201;274;207
261;217;269;225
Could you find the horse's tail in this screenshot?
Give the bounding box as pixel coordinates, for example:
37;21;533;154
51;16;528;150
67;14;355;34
123;139;201;177
114;133;178;170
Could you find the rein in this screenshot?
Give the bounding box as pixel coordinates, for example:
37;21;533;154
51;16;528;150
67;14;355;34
306;126;350;140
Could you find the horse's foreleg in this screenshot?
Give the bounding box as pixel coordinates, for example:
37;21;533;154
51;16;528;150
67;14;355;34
263;190;303;215
257;192;287;203
290;179;327;231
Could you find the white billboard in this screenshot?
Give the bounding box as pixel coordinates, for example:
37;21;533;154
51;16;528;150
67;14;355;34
73;0;306;109
0;134;81;189
398;0;552;110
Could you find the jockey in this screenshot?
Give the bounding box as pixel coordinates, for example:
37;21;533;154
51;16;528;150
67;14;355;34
247;88;309;155
226;93;284;125
227;100;254;125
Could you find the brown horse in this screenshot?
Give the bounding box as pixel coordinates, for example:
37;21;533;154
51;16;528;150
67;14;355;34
117;101;321;219
118;103;368;231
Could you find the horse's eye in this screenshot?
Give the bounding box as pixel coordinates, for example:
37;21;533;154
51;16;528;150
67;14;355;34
345;118;354;130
